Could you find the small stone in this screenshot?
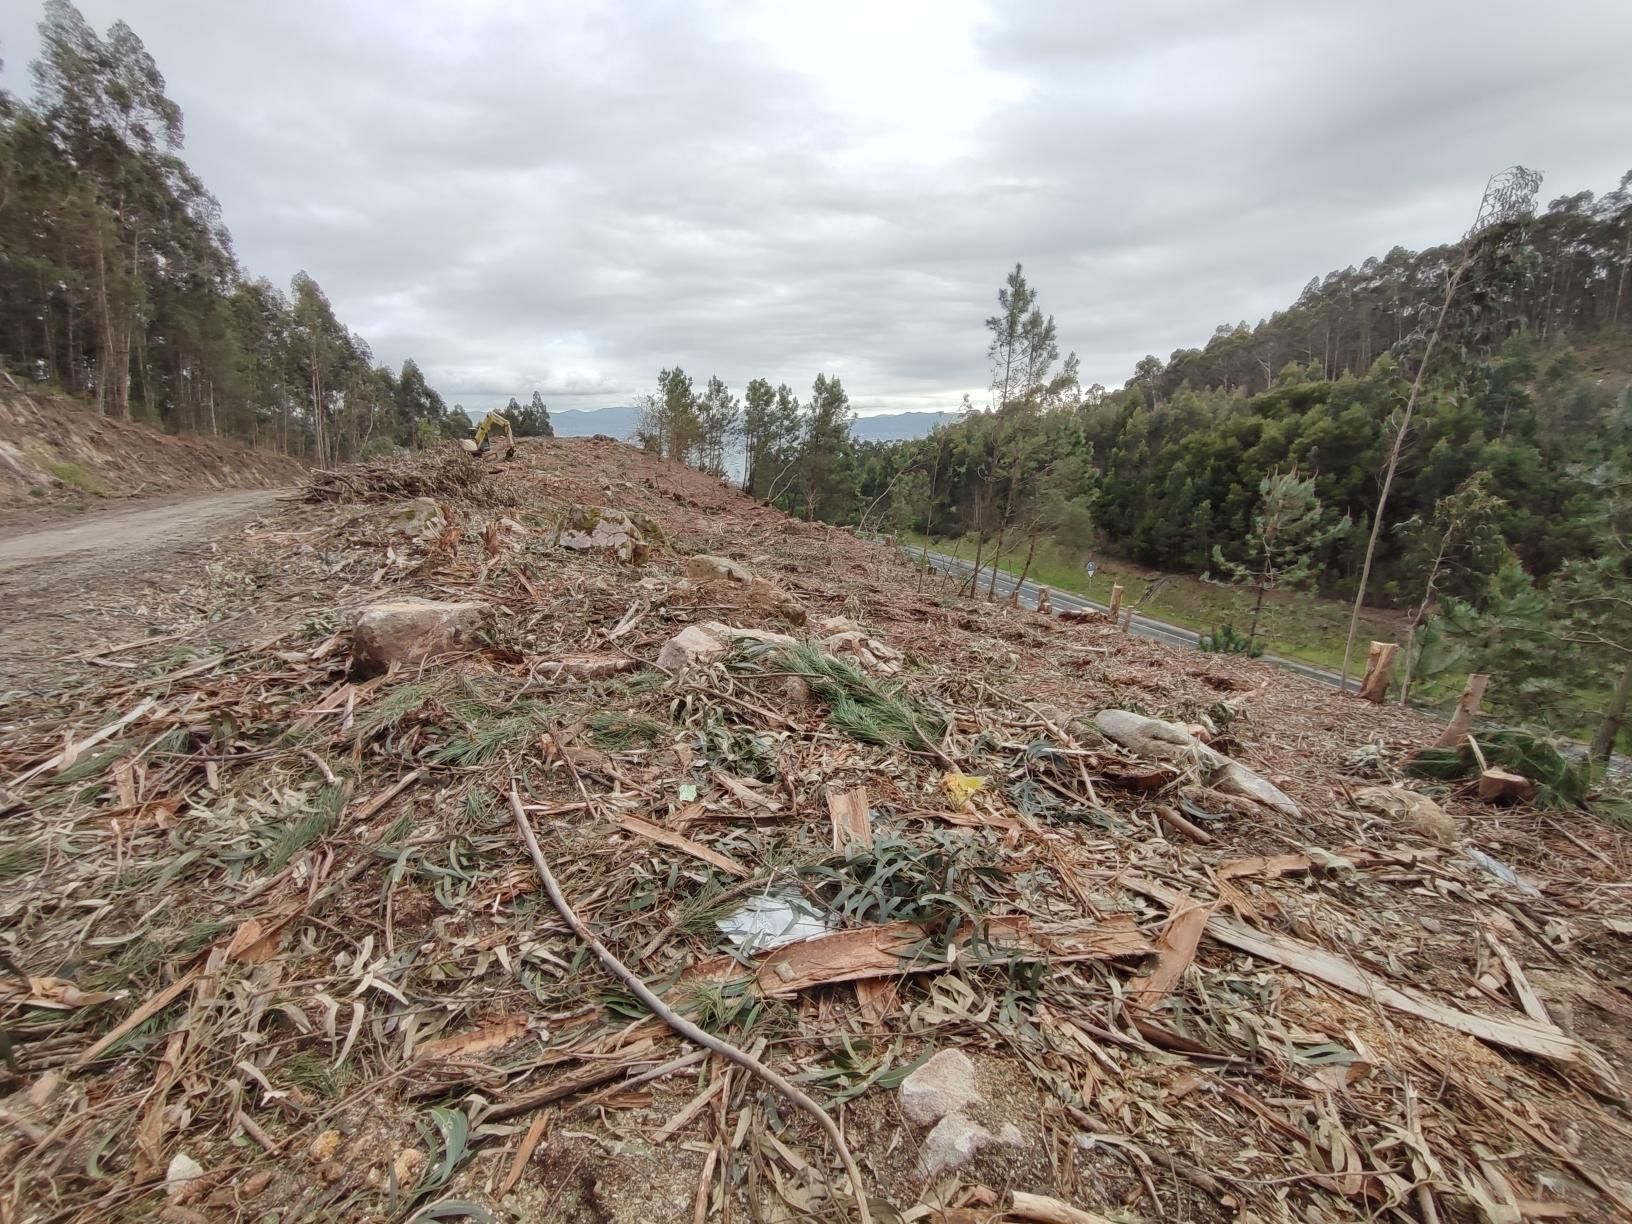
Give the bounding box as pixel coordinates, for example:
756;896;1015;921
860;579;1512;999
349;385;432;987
392;1148;426;1189
915;1111;1021;1178
165;1153;205;1202
308;1129;343;1162
26;1071;64;1108
239;1170;273;1201
900;1048;982;1126
656;624;730;671
350;598;494;678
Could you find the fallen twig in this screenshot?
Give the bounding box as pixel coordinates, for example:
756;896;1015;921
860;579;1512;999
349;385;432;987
508;784;874;1224
72;969;200;1068
1010;1191;1119;1224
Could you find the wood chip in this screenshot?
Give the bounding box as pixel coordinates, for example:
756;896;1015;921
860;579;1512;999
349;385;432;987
616;814;748;878
1126;896;1212;1010
1009;1190;1120;1224
419;1013;528;1061
827;786;898;1023
683;914;1151;998
499;1112;550;1197
1128;877;1613;1079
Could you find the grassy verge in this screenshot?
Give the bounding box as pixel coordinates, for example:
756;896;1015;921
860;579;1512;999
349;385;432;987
902;531;1404;674
45;459;111;496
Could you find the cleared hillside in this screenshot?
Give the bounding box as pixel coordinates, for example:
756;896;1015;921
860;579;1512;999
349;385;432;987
0;380;306;517
2;438;1628;1222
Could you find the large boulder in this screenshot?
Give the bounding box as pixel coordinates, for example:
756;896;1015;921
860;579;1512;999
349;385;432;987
387;497;445;539
351;598;493;677
555;507;653;564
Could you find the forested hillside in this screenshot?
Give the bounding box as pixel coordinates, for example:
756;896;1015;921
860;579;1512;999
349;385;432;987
0;2;459;463
849;172;1632;753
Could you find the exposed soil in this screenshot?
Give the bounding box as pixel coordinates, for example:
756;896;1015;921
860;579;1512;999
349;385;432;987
0;380;307;518
0;488;289;690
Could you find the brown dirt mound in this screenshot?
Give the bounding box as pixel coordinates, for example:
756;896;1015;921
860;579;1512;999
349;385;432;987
0;376;306;516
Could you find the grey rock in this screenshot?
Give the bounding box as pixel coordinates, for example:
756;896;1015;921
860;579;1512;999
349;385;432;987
686;554;755;583
900;1048;982;1126
556;507;650;564
388;497;445;539
350;598;493;678
656;624;731;671
916;1112;1023;1178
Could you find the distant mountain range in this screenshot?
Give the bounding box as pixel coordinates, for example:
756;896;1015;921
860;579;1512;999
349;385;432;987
545;405;958;443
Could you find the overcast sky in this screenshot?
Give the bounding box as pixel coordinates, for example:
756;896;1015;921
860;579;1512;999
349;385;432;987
4;1;1631;415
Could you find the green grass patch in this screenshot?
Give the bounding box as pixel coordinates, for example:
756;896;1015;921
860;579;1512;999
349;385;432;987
904;530;1403;673
45;459;111;496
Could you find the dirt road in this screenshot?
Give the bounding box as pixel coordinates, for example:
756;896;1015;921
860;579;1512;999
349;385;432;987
0;489;291;688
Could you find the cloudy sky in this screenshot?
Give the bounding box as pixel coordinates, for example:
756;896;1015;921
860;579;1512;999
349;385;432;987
5;1;1631;416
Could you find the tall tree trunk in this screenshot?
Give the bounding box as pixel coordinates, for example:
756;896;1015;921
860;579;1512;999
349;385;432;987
64;293;77;396
94;232;117;417
1340;251;1472;689
39;272;57;381
1399;544;1449;704
1249;581;1267;645
1398;622;1418;705
1012;533;1038;603
966;516;987;599
985;523;1007;599
1589;653;1632;764
1613;225;1631;326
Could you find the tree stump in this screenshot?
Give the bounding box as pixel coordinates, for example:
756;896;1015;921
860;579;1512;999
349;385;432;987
1107;584;1124;623
1036;588;1052;616
1477;767;1536;804
1358;641;1399;703
1432;674;1490;748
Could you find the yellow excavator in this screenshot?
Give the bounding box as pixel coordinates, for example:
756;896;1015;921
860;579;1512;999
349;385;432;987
460;411;516;460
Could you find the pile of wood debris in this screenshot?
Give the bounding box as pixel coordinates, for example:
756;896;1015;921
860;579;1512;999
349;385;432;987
4;436;1631;1224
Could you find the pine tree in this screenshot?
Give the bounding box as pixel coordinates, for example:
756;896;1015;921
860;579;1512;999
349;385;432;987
798;373;855;521
1213;467;1350;646
695;375;739;476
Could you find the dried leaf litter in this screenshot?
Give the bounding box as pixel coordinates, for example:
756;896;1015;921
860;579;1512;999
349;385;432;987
3;436;1632;1223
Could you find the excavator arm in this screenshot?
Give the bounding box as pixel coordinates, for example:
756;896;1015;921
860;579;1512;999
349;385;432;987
463;412;516;459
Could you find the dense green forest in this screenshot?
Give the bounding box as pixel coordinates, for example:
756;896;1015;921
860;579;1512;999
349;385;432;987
854;176;1631;754
0;1;465;462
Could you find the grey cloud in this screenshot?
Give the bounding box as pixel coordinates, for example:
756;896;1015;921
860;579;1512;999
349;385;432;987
3;0;1630;414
